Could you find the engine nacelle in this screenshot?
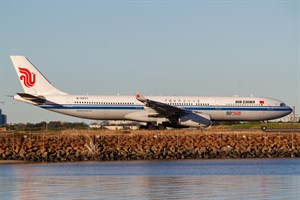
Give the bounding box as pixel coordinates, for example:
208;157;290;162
178;113;211;127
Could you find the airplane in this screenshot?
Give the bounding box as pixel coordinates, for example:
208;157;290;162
10;56;292;130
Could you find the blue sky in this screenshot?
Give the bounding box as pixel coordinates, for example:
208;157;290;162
0;0;299;123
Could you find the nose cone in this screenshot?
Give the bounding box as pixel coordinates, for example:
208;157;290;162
287;106;293;115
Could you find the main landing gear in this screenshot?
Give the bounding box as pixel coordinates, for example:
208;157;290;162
140;123;166;130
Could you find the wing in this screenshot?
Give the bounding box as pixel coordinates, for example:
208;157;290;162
135;92;212;127
135;92;190;118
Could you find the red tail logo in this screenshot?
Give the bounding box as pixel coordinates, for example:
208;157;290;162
18;67;36;88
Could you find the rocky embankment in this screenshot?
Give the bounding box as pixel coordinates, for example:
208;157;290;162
0;130;299;162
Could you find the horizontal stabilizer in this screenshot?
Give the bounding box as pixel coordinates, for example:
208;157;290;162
17;93;46;104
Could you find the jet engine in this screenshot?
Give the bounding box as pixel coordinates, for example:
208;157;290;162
178;112;211;128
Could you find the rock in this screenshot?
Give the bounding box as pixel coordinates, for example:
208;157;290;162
0;130;299;162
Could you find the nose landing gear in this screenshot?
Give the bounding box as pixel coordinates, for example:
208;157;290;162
261;121;267;131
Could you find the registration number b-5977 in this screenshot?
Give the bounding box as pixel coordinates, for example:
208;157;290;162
226;111;241;115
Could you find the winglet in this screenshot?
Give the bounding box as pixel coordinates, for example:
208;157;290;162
135;92;147;102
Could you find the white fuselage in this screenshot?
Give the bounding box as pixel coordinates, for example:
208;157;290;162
23;94;292;122
10;56;293;127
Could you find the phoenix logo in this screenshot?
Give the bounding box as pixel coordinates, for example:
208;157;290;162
18;67;36;88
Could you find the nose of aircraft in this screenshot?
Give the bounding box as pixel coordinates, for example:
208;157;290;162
287;106;293;114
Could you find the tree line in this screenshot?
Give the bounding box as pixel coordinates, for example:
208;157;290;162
3;121;89;131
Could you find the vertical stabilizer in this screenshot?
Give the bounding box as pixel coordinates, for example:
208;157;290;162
10;56;67;95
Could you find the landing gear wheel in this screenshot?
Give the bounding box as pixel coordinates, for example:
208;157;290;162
261;126;267;131
158;124;166;130
149;124;157;130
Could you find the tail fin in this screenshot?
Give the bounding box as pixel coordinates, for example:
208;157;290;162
10;56;67;95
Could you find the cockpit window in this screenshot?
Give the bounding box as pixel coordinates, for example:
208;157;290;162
280;103;286;107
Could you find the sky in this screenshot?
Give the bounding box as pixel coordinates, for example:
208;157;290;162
0;0;299;123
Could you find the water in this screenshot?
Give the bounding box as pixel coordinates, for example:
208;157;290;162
0;159;299;200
